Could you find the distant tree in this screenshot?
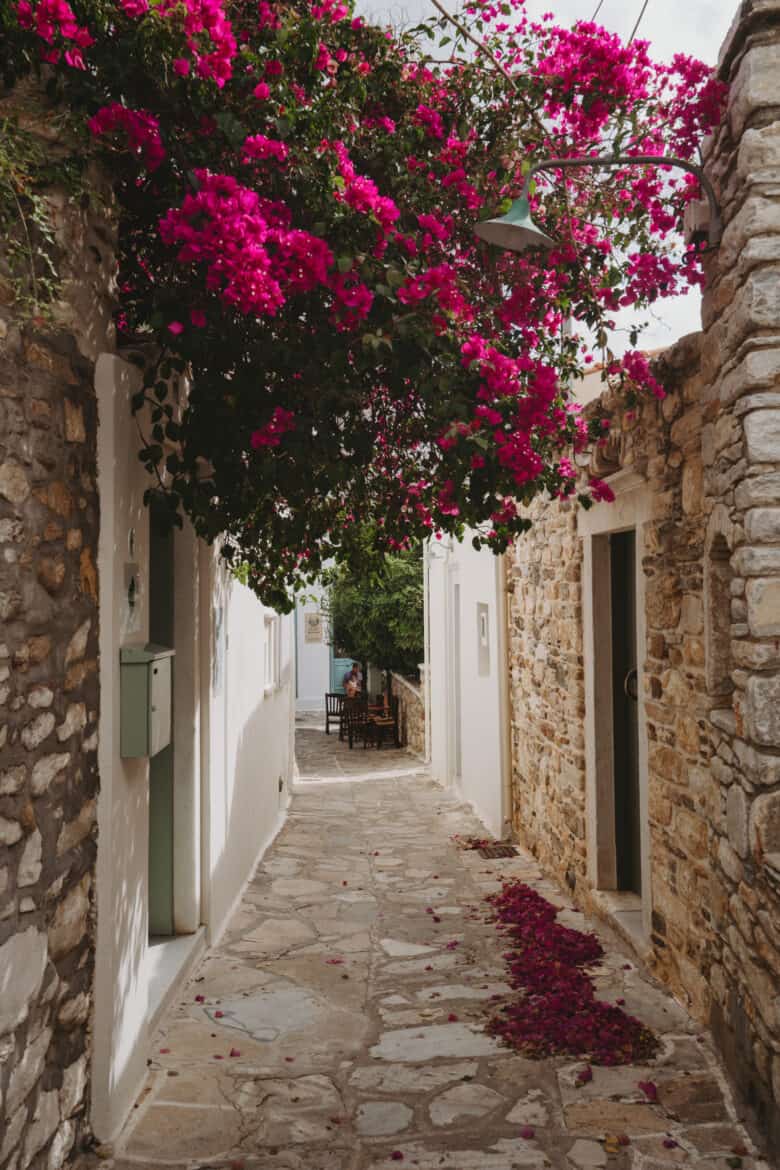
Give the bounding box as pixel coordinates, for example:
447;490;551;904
326;547;423;687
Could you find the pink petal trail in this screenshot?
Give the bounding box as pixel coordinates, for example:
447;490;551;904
638;1081;658;1102
486;881;658;1063
520;1126;535;1139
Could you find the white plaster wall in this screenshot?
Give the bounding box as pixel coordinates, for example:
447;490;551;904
426;536;504;837
93;354;152;1141
426;548;450;788
94;358;295;1139
294;585;330;712
203;566;294;940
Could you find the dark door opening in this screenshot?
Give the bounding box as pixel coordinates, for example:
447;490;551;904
148;500;175;937
610;530;641;894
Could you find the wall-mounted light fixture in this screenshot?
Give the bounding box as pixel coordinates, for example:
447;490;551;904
475;154;722;253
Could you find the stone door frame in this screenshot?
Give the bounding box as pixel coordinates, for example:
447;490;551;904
578;470;653;942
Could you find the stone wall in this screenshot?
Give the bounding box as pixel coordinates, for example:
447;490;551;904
391;673;426;758
506;0;780;1153
0;91;114;1169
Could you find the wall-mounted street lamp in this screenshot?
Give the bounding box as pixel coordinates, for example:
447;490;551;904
474;154;722;253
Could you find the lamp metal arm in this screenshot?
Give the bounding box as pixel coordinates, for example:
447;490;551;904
521;154;721;247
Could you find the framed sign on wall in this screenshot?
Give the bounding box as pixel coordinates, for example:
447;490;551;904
304;611;324;643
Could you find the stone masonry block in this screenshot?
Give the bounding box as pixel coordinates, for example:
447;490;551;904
719;347;780;407
733;546;780;576
727;785;750;859
751;791;780;857
736;471;780;508
746;578;780;637
719;196;780;272
744;674;780;747
744;409;780;463
745;507;780;542
729;43;780;139
0;928;48;1035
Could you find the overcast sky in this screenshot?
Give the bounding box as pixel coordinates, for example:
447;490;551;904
356;0;735;352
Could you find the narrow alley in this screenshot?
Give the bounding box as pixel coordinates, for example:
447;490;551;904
91;742;768;1170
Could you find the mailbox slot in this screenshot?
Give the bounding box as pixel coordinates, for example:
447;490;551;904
120;643;175;759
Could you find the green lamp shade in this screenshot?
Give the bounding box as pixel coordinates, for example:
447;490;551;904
474;195;555;253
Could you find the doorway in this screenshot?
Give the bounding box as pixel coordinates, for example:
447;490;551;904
148;500;175;938
610;530;641;895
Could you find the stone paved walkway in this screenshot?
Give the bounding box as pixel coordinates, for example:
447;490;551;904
101;768;769;1170
295;713;426;781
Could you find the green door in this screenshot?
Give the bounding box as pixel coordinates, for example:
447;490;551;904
330;654;353;694
611;530;641;895
148;502;175;937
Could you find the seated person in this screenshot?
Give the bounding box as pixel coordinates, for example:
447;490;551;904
343;662;362;697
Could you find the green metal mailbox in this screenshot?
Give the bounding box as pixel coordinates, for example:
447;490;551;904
120;643;175;759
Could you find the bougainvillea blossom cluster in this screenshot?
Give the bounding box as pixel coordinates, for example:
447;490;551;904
487;881;658;1064
2;0;727;607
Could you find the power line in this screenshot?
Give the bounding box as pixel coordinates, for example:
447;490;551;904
590;0;605;19
628;0;650;42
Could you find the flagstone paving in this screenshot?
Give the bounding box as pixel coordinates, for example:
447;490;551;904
95;760;769;1170
294;712;425;781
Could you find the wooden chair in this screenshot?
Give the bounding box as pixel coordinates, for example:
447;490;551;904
365;695;400;750
324;692;344;736
343;695;369;748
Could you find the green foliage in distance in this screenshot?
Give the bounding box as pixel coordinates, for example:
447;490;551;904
325;545;424;681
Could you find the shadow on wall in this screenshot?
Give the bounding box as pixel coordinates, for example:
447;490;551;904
203;577;293;941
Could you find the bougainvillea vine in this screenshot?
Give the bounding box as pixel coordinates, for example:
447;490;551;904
0;0;727;607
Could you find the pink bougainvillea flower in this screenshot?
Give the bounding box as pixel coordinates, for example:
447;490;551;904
589;478;616;504
638;1081;658;1101
118;0;149;15
89;102;166;171
159;1047;171;1054
519;1126;535;1139
168;321;184;335
229;1047;240;1057
325;957;344;965
214;1010;224;1018
194;994;205;1003
447;1012;458;1022
390;1154;404;1162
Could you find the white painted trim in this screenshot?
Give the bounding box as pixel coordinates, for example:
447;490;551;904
578;479;653;939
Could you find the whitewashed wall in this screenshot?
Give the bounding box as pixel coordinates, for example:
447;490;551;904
425;535;507;837
294;584;330;712
93;355;294;1140
93;354;153;1142
203;567;293;936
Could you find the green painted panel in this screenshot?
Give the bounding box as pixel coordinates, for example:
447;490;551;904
148;503;175;938
149;744;174;936
331;656;353;694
